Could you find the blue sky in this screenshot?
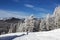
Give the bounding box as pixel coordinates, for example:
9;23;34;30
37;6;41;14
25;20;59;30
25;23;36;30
0;0;60;18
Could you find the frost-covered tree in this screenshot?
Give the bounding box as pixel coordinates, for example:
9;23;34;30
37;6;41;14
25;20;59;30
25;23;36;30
53;6;60;28
16;14;36;32
40;19;47;31
15;6;60;32
46;14;56;30
24;14;35;32
33;18;41;32
40;6;60;31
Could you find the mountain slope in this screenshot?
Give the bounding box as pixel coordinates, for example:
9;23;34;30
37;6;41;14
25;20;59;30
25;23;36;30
13;29;60;40
0;29;60;40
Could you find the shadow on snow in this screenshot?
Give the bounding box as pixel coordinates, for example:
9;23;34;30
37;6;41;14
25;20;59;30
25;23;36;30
0;34;26;40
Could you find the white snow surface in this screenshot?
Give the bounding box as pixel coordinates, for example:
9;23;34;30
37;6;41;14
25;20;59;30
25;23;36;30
13;29;60;40
0;32;26;37
0;29;60;40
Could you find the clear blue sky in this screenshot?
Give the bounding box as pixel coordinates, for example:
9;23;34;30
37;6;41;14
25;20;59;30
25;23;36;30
0;0;60;18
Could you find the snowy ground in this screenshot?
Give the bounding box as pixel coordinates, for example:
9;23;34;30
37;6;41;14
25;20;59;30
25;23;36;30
0;29;60;40
0;32;26;37
13;29;60;40
0;32;26;40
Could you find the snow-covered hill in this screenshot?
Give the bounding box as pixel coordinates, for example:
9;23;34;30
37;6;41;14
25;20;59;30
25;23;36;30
0;29;60;40
13;29;60;40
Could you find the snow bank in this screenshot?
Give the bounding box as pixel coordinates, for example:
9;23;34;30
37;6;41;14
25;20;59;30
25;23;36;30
13;29;60;40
